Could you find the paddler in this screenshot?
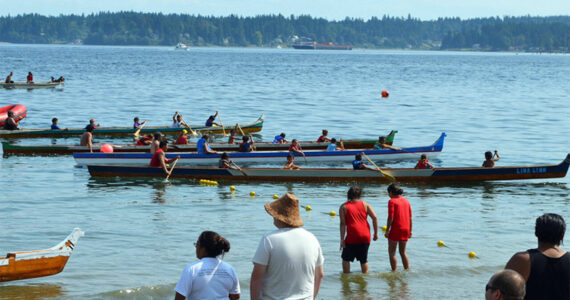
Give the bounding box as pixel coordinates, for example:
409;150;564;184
414;154;434;169
239;136;255;152
326;138;345;151
205;111;220;127
317;129;331;143
284;153;300;170
218;152;238;169
172;111;189;128
197;135;217;155
482;150;500;167
150;132;163;153
289;139;305;158
5;72;14;83
80;124;95;153
272;132;288;144
175;130;189;145
374;136;402;151
149;140;179;176
352;154;375;170
85;119;100;130
26;72;34;83
3;110;20;130
136;134;153;146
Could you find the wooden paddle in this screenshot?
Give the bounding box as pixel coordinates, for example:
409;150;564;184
133;120;148;140
361;152;396;182
237;123;246;136
180;116;198;136
217;111;227;136
231;160;248;177
165;158;179;181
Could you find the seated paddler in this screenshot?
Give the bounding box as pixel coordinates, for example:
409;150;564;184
352;154;374;170
205;111;220;127
150;140;180;176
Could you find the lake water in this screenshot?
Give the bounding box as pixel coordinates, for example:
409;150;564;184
1;45;569;299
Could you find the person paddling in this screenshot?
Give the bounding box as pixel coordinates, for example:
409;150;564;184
26;72;34;83
317;129;331;143
176;130;189;145
219;152;238;169
149;140;179;176
5;72;14;83
284;153;300;170
239;136;255;152
150;132;163;153
136;134;153;146
205;111;220;127
80;124;95;153
483;150;500;167
272;133;288;144
375;136;402;151
352;154;374;170
414;154;434;169
3;111;20;130
197;135;217;155
326;138;345;151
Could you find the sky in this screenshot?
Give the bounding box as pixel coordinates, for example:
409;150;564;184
0;0;568;20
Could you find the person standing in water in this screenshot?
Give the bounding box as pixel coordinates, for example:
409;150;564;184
385;183;412;271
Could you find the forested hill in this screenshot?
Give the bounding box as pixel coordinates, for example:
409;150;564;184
0;12;568;52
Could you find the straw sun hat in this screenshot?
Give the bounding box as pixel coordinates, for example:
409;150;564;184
264;193;303;227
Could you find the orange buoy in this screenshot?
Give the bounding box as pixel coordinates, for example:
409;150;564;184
100;144;113;153
381;90;389;98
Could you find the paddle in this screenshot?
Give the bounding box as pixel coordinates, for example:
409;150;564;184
230;160;248;177
237;123;246;136
165;158;179;181
217;111;227;136
133;120;148;140
298;143;307;163
180;116;198;136
361;152;396;182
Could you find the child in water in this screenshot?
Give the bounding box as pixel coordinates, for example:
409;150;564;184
385;183;412;271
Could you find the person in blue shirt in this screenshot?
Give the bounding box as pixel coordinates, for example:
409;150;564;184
272;133;289;144
326;138;345;151
205;111;220;127
50;117;68;130
352;154;374;170
197;135;218;155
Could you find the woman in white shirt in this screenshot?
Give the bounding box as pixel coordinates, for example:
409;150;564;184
175;231;240;300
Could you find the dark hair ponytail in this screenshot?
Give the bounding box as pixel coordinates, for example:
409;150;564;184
387;183;403;195
198;231;231;258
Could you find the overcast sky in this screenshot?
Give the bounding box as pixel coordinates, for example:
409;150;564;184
0;0;568;20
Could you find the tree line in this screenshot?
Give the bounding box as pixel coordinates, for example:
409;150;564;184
0;12;568;52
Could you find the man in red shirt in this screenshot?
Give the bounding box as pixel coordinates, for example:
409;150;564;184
339;186;379;273
150;140;179;176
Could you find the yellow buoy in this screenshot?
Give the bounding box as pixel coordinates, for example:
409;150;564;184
230;186;235;191
437;240;445;247
381;225;387;232
305;205;312;211
468;251;477;259
329;211;336;216
273;194;279;199
250;191;255;197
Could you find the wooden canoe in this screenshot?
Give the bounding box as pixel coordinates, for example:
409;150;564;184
86;154;570;183
0;228;84;282
0;115;264;139
1;130;397;155
74;133;444;166
0;82;61;89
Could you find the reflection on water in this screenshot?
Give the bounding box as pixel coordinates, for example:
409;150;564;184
0;283;64;300
380;272;410;300
341;273;371;300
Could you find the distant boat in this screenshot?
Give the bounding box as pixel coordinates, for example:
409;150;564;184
175;43;189;50
1;82;61;89
292;41;352;50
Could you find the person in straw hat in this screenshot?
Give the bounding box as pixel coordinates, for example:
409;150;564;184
250;193;324;300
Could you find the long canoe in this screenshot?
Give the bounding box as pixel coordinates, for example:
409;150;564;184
0;115;265;138
1;130;397;155
0;228;84;282
87;154;570;182
1;81;61;89
74;133;445;166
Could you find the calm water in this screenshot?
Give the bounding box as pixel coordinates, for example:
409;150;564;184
1;45;569;299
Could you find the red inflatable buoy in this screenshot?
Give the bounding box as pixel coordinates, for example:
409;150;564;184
100;144;114;153
381;90;389;98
